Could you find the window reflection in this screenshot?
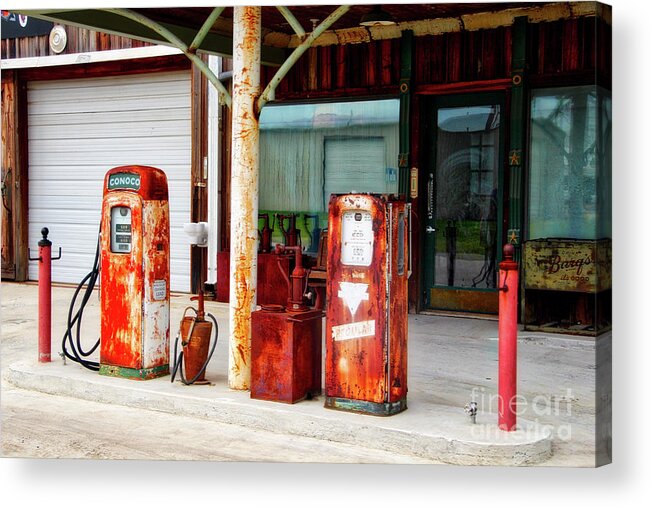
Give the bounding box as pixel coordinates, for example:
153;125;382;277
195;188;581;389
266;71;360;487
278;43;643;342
528;86;612;240
434;105;501;289
259;99;400;212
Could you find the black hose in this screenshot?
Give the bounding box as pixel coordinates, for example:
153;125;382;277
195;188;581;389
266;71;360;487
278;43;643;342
61;233;101;371
171;312;219;385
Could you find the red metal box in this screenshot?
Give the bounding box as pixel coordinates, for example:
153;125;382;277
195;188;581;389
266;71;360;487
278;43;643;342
251;308;322;403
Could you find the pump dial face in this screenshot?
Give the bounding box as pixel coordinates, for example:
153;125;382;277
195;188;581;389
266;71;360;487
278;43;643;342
341;211;373;266
111;206;132;253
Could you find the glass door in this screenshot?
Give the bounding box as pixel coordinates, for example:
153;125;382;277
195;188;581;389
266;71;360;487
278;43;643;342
423;93;505;314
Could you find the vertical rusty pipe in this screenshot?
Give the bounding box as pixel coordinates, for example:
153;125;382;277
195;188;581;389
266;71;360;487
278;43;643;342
498;243;519;431
38;228;52;363
229;6;261;390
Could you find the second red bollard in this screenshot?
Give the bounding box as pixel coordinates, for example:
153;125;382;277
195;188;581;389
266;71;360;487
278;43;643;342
498;243;519;431
29;227;62;363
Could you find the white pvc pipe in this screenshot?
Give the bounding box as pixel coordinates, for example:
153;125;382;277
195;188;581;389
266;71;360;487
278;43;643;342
206;54;221;286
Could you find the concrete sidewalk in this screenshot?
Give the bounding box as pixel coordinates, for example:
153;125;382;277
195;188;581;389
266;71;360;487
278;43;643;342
1;281;602;466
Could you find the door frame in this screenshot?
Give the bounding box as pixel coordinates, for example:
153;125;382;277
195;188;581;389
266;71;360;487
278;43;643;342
421;91;507;312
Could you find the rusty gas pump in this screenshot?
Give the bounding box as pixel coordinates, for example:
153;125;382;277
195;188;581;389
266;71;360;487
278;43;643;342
171;289;219;385
325;194;411;416
277;213;300;247
258;213;273;253
250;244;322;403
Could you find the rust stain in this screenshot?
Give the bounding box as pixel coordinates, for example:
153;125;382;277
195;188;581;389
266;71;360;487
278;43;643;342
229;5;261;390
236;343;249;365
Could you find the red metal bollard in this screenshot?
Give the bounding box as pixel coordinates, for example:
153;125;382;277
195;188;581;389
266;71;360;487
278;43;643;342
498;243;519;431
29;227;61;363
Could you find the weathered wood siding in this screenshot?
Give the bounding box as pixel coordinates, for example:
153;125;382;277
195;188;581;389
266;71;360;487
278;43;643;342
262;38;402;100
2;25;151;59
1;73;18;279
414;27;513;85
528;16;611;87
265;15;610;99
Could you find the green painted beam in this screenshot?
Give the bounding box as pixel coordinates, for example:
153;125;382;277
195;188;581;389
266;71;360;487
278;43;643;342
258;5;351;111
22;9;286;66
189;6;225;52
398;30;414;196
105;8;232;108
507;16;528;259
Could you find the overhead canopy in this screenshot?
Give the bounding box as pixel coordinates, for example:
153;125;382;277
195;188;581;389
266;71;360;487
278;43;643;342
20;3;538;65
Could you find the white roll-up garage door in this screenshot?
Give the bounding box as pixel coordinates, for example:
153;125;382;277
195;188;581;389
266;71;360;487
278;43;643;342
27;71;191;292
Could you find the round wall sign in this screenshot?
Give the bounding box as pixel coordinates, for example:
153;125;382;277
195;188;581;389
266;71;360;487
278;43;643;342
49;25;67;54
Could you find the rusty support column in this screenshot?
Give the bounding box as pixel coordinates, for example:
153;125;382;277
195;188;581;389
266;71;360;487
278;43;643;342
229;6;261;390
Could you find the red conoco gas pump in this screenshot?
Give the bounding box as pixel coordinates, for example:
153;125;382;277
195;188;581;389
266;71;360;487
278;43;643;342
250;244;322;403
99;166;170;380
325;194;411;416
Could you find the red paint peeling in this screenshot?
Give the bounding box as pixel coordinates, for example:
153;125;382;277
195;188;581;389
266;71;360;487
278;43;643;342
100;166;170;374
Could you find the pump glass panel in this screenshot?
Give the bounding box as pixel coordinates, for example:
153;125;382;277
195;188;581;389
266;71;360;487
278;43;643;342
111;206;132;253
341;211;373;266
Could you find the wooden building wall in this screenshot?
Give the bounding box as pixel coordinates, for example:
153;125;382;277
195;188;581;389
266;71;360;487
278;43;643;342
262;38;403;99
1;25;151;59
1;24;188;281
2;12;611;305
265;15;610;99
253;13;611;312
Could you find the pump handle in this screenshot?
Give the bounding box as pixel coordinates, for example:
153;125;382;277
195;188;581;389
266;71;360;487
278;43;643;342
190;289;205;320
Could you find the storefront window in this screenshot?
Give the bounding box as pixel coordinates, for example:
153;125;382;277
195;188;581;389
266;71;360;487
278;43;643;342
528;86;612;240
259;99;400;212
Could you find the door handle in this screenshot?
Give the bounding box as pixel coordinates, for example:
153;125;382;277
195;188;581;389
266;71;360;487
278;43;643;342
426;226;436;233
427;173;434;220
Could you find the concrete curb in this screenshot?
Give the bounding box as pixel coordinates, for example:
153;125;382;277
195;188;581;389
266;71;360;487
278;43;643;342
5;360;552;466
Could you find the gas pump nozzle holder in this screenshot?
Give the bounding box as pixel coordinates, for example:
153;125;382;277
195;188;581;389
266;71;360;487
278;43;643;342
277;213;299;247
258;213;273;253
274;243;310;312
